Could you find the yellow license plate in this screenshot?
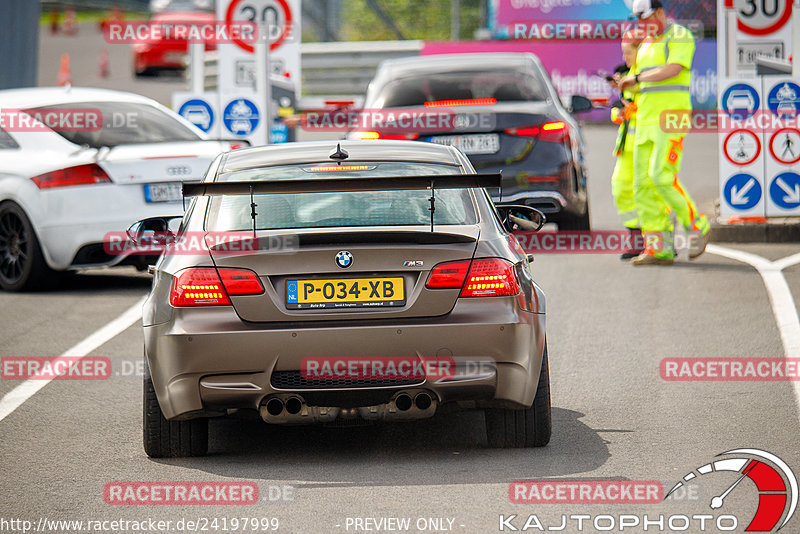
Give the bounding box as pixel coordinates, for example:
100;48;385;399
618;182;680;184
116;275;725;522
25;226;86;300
286;278;405;309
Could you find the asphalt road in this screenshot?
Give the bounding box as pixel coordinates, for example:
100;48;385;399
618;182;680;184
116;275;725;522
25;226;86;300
1;21;796;534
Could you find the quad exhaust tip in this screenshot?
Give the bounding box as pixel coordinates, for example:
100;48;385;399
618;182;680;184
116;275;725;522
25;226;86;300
414;392;432;410
265;397;284;416
395;393;413;411
285;396;303;415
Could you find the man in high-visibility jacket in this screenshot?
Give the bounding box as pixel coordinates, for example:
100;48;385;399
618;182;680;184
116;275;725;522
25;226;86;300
618;0;710;266
610;32;644;259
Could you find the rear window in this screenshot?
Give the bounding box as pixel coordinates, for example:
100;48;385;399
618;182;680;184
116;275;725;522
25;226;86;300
25;102;201;148
372;69;548;108
206;162;478;231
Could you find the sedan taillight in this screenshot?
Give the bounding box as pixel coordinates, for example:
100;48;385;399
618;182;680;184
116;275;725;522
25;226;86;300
425;260;471;289
31;163;112;189
460;258;520;297
505;121;569;143
426;258;520;297
169;267;264;307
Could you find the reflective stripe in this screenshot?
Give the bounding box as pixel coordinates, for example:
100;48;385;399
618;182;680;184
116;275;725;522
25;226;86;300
639;85;690;93
639;66;660;73
672;174;696;224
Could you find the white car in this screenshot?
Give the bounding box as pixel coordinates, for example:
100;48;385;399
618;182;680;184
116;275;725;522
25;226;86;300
0;87;242;291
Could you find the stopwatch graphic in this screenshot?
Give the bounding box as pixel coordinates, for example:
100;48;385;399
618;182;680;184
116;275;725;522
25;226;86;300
666;449;797;531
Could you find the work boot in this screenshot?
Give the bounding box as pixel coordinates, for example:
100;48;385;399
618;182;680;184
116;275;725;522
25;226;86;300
631;252;675;266
688;216;711;259
620;227;644;260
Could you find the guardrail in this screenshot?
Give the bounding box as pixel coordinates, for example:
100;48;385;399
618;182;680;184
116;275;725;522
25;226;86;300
202;40;424;108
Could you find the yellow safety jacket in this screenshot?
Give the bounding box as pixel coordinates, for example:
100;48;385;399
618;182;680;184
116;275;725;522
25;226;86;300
635;23;694;126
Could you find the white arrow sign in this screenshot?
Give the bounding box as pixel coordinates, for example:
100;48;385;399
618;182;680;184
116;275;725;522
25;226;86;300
731;178;756;205
776;177;800;203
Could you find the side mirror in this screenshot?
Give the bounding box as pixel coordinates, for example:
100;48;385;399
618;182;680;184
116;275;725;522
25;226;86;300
497;205;546;232
127;216;182;246
569;95;594;114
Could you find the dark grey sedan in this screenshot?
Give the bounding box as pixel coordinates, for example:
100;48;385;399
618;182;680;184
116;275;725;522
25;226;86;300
350;53;593;229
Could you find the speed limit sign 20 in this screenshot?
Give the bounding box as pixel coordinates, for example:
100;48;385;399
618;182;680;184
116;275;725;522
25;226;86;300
225;0;293;52
728;0;793;36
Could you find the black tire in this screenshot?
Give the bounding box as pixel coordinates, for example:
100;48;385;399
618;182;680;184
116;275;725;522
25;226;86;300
0;201;58;292
485;344;551;448
558;204;591;231
143;357;208;458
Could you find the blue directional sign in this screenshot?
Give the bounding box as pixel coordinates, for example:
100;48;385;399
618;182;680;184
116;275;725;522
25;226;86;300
223;98;260;136
178;99;214;133
721;84;760;119
769;172;800;210
767;82;800;118
723;173;762;210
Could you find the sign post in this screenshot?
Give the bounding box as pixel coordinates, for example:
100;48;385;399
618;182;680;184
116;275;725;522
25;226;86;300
717;0;796;220
215;0;299;146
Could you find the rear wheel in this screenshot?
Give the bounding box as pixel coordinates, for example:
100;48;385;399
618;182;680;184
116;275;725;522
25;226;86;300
485;344;551;448
0;201;57;292
143;357;208;458
558;204;591;230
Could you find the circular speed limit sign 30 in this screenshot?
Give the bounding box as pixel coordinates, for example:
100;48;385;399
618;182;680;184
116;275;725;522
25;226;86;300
225;0;293;53
732;0;793;36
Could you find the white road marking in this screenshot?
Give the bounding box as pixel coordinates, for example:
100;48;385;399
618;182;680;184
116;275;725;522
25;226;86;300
707;245;800;415
0;297;145;423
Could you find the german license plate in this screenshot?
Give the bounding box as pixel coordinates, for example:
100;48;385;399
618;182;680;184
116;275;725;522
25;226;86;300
144;183;182;203
428;133;500;155
286;278;405;309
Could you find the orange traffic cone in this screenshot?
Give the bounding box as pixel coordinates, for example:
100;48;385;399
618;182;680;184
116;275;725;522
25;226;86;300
99;49;109;78
63;7;77;36
57;53;72;86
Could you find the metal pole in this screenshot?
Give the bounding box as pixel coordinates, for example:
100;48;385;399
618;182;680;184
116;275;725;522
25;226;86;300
726;9;737;77
189;42;204;93
793;0;800;79
255;23;271;145
451;0;461;41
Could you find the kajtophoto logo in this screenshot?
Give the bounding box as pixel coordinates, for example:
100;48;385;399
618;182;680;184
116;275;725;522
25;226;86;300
666;449;797;532
499;449;796;531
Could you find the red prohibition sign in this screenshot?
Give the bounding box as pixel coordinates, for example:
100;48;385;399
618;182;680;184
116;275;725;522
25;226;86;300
724;128;761;166
769;128;800;165
226;0;293;53
735;0;793;36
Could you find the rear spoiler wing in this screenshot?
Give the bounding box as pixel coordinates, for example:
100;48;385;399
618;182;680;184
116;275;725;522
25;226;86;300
182;173;502;234
181;173;502;197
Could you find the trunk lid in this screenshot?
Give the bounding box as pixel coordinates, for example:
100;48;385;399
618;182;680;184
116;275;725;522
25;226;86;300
209;226;479;323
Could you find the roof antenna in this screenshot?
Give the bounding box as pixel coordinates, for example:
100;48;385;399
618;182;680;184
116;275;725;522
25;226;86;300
329;143;349;164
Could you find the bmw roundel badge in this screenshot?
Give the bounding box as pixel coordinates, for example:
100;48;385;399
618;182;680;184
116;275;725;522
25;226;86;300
335;250;353;268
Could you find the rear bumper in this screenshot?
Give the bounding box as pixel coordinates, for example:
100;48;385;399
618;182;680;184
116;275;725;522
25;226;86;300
33;184;184;270
143;298;546;420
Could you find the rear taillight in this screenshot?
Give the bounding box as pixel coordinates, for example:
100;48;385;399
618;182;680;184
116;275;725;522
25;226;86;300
169;267;263;307
425;260;471;289
505;121;569;143
349;131;419;140
426;258;520;297
217;268;265;296
459;258;520;297
31;163;112;189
